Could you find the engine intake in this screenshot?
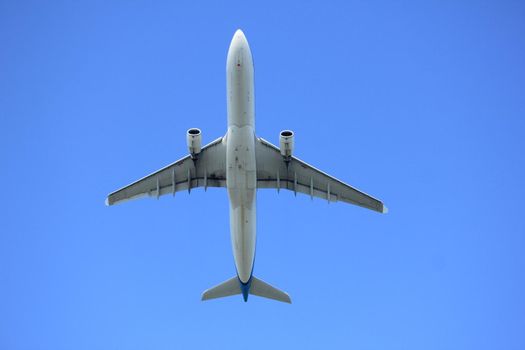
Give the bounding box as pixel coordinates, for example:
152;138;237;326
279;130;294;160
187;128;202;158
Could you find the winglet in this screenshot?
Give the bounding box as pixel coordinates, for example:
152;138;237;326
382;204;388;214
105;197;110;206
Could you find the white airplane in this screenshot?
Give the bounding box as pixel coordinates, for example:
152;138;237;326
106;29;387;304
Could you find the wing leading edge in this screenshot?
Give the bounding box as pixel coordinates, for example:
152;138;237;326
106;137;227;206
255;137;387;213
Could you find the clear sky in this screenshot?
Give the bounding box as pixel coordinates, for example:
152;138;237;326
1;1;524;349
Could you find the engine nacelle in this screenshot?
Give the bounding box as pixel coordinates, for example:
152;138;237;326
279;130;294;160
187;128;202;158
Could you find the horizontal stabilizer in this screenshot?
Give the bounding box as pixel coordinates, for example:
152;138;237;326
250;276;291;303
201;276;240;301
201;276;291;303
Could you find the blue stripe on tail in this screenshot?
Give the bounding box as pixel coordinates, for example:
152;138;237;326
238;276;253;302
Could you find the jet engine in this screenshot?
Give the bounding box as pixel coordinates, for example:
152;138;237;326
279;130;294;160
187;128;202;158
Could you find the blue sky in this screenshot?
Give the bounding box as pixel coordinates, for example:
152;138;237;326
1;1;524;349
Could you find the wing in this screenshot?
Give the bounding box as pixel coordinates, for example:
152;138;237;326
255;137;387;213
106;137;226;206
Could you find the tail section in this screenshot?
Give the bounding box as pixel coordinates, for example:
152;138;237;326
201;276;291;303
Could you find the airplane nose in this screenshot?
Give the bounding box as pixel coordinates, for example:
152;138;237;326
232;29;249;46
232;30;248;49
227;29;253;70
235;29;245;39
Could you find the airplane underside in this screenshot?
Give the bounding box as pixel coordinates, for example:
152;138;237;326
106;29;387;303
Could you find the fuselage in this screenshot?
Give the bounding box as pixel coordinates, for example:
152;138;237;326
226;30;256;285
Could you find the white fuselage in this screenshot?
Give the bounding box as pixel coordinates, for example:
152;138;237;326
226;30;256;284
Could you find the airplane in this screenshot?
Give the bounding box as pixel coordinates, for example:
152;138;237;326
106;29;387;304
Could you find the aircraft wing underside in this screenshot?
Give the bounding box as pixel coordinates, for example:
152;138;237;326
106;137;226;206
106;135;386;213
254;137;387;213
